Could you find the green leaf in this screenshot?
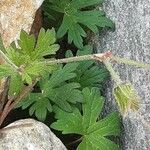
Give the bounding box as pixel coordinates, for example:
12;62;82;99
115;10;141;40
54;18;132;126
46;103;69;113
17;63;83;120
0;64;14;78
4;28;59;85
18;30;35;55
51;87;121;150
44;0;114;48
40;63;83;112
66;46;109;89
41;63;79;88
9;73;23;95
0;64;23;95
71;0;104;9
17;93;52;121
51;106;83;134
34;28;59;59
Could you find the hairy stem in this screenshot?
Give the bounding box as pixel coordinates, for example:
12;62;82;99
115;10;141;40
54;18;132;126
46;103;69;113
103;59;122;85
111;56;150;70
38;52;150;71
43;52;111;65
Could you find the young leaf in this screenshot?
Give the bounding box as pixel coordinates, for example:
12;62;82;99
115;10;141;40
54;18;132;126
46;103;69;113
66;46;109;89
44;0;114;48
22;62;48;84
9;73;23;95
6;28;59;66
0;64;23;95
18;30;35;56
51;88;121;150
34;28;59;58
0;64;14;78
4;28;59;85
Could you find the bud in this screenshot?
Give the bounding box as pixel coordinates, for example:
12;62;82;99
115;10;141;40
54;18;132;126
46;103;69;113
113;83;139;116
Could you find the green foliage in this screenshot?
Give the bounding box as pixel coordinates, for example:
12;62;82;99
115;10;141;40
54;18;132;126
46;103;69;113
16;63;83;121
16;45;109;121
0;28;59;95
66;45;109;89
16;93;52;121
0;64;23;95
0;1;119;148
43;0;114;48
6;28;59;66
51;88;121;150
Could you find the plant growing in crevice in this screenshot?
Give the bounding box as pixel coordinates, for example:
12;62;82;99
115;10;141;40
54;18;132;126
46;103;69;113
0;29;150;149
51;87;121;150
16;46;109;121
66;45;109;89
0;28;111;127
0;1;150;150
43;0;114;48
16;63;83;121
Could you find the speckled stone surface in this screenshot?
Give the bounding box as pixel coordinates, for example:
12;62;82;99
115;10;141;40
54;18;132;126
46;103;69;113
0;119;67;150
94;0;150;150
0;0;44;47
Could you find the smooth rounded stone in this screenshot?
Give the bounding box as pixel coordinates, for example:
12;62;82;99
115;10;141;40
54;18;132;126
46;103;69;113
93;0;150;150
0;119;67;150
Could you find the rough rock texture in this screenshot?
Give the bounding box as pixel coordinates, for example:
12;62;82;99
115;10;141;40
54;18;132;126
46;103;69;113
94;0;150;150
0;0;44;47
0;119;67;150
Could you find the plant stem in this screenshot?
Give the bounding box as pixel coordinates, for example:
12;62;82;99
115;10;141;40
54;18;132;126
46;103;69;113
39;52;150;71
43;52;112;65
111;56;150;70
67;136;83;146
0;79;38;127
103;59;122;85
0;50;19;72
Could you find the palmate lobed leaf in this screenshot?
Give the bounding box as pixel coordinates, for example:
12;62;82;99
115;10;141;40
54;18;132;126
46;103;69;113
39;63;83;112
17;63;83;120
6;28;59;84
18;30;35;56
8;28;58;66
51;87;121;150
66;45;109;89
16;93;52;121
44;0;114;48
0;28;59;95
33;28;60;60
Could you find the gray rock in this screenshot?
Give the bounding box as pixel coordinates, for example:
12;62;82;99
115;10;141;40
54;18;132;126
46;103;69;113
0;119;67;150
94;0;150;150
